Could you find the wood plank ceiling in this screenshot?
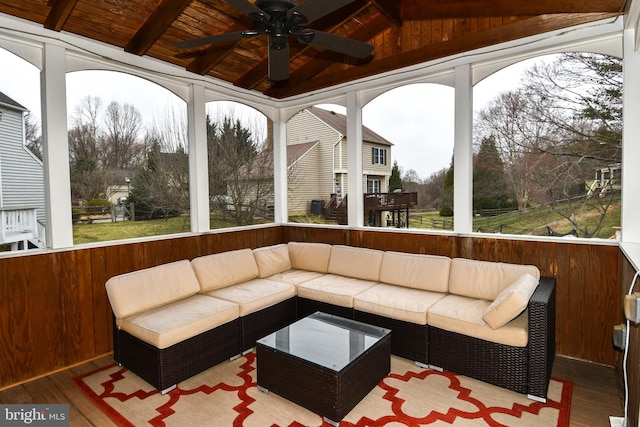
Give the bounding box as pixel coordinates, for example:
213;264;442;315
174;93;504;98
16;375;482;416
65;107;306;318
0;0;624;99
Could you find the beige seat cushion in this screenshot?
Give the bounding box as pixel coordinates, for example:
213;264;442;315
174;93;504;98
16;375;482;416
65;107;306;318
192;249;259;292
428;294;528;347
106;260;200;320
287;242;332;273
253;244;292;278
267;269;325;286
119;295;239;349
354;284;446;325
328;245;384;281
483;273;539;329
203;279;295;316
297;274;378;308
448;258;540;301
379;251;451;292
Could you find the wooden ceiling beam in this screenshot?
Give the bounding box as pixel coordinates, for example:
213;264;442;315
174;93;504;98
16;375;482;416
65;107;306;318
44;0;79;31
185;20;250;75
125;0;194;56
400;0;623;19
370;0;402;27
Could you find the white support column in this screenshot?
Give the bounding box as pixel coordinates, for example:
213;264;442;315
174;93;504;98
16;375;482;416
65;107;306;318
622;28;640;243
188;84;209;233
453;64;474;234
272;110;288;224
41;43;73;249
346;91;364;227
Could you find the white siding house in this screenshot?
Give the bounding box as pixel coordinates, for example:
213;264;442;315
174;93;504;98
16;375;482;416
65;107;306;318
286;107;393;215
0;91;45;249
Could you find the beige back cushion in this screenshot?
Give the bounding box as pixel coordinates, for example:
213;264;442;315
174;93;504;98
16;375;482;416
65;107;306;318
192;248;259;292
105;260;199;320
379;251;451;292
287;242;331;273
448;258;540;301
483;273;539;329
253;244;292;278
327;245;384;281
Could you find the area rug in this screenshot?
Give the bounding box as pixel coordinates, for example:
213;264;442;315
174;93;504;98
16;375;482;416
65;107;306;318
73;352;572;426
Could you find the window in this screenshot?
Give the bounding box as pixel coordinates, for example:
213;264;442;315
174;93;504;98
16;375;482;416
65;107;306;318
367;179;381;193
372;147;387;165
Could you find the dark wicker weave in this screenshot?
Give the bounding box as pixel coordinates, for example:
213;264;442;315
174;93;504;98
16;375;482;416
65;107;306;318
527;277;556;399
113;317;242;391
297;297;355;320
428;277;556;400
240;297;297;351
257;330;390;423
429;327;529;394
354;310;428;364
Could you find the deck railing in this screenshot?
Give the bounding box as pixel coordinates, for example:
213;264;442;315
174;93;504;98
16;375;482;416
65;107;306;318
364;192;418;210
0;206;38;247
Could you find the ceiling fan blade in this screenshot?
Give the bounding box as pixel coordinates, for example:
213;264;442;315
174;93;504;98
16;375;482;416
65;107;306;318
288;0;356;24
298;30;373;58
224;0;270;20
268;42;290;81
175;31;255;49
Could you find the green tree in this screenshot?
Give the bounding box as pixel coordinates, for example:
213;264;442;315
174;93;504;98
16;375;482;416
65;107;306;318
439;157;454;217
473;137;514;212
389;161;403;192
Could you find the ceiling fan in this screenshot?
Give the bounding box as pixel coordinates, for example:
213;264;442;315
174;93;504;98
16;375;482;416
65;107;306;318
175;0;374;81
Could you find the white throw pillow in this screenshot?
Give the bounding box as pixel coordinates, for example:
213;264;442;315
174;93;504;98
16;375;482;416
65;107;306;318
482;273;539;329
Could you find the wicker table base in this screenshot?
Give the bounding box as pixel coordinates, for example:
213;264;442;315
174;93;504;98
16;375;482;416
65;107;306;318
256;312;391;425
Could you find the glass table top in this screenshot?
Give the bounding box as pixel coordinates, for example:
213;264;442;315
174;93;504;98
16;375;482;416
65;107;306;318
256;312;391;372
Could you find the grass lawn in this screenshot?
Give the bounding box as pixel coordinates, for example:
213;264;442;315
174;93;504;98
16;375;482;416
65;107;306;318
73;200;621;244
408;198;621;239
73;216;192;244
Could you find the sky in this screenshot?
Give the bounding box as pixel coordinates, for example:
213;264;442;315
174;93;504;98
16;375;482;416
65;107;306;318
0;47;545;180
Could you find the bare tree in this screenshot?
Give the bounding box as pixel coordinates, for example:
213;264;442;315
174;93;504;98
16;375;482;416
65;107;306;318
102;101;145;169
128;106;190;219
474;53;622;237
69;96;103;165
24;112;42;160
207;109;272;225
475;89;552;209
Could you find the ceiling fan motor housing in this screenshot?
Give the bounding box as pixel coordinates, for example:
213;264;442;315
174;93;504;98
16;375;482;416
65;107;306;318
254;0;297;14
253;0;304;48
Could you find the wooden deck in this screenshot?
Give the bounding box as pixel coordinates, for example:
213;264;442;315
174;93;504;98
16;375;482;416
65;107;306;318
0;353;624;426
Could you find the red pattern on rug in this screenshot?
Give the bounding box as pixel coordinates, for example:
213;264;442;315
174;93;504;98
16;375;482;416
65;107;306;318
73;352;572;427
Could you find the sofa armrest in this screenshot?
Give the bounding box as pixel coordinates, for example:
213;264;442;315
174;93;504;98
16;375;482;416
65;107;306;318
527;276;556;400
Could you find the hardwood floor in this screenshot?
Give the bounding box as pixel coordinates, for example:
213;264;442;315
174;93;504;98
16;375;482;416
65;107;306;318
0;354;624;426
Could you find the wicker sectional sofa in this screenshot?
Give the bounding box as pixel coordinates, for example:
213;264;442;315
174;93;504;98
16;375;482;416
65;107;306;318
105;241;556;401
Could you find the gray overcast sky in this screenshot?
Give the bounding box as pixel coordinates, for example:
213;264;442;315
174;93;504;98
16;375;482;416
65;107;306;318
0;47;543;179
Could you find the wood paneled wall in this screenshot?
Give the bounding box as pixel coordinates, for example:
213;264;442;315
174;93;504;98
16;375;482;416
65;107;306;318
621;256;640;427
0;224;624;390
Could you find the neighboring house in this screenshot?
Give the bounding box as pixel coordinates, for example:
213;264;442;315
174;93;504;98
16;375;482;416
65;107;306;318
286;107;393;215
586;163;622;197
0;91;45;250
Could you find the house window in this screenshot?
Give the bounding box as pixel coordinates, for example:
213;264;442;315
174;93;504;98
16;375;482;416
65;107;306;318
367;179;381;193
372;147;387;165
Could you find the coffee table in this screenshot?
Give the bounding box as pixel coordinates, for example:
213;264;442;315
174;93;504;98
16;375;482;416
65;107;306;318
256;311;391;426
